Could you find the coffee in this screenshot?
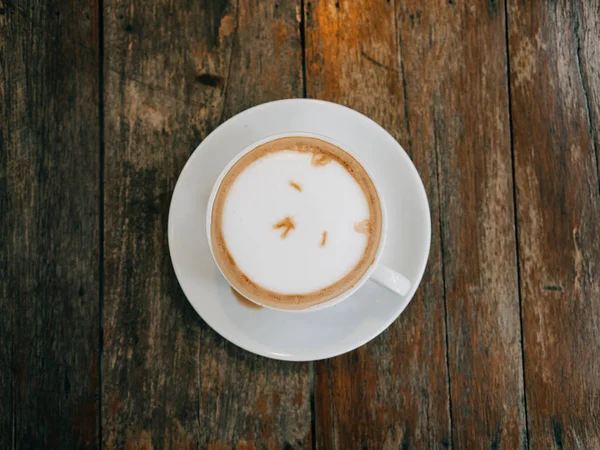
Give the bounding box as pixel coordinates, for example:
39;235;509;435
210;136;382;310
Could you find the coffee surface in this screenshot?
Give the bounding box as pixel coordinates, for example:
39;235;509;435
211;136;382;309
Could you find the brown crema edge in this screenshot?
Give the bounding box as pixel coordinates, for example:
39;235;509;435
211;136;382;310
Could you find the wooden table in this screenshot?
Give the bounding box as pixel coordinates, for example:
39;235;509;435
2;0;599;448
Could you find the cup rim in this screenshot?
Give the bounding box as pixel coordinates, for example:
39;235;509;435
206;131;388;313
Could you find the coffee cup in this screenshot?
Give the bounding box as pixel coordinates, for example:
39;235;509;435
206;132;411;312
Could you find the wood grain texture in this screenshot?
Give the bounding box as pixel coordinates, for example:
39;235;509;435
395;1;527;447
576;0;600;183
507;1;600;447
0;0;100;447
102;0;310;448
305;1;451;448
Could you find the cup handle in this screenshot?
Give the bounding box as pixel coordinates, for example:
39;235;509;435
370;264;411;296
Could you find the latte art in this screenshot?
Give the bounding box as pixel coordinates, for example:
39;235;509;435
210;136;382;310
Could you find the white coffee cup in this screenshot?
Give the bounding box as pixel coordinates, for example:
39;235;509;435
206;132;411;312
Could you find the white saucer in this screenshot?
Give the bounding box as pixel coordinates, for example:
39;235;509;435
168;99;431;361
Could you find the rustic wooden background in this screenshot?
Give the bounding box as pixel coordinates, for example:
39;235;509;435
1;0;599;448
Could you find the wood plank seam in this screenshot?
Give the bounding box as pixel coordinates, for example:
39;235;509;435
309;359;316;450
4;4;15;447
300;0;308;99
432;113;454;450
392;0;409;151
99;0;105;448
395;17;412;152
573;0;600;197
503;0;531;448
12;332;15;449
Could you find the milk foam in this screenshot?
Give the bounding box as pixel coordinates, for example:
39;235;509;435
222;149;370;294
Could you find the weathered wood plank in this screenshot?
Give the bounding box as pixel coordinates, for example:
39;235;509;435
0;0;100;447
576;0;600;183
395;1;527;447
305;1;451;448
102;0;310;448
507;1;600;447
